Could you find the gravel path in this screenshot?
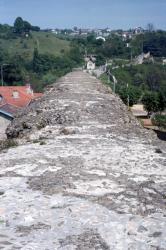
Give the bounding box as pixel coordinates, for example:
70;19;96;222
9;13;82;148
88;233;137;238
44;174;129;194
0;71;166;250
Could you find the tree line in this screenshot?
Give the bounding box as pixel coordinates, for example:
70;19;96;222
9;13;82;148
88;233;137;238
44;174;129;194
0;45;83;91
14;17;40;35
0;17;84;91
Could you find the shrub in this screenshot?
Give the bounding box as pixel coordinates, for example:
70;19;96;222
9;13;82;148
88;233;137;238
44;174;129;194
152;114;166;129
0;139;18;151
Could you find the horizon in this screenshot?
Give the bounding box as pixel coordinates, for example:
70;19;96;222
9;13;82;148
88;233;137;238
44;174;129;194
0;0;166;30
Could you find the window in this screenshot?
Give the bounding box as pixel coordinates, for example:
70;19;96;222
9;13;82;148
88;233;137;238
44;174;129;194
12;91;19;98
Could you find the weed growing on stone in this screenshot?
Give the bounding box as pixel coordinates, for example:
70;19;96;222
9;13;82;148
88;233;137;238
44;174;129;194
0;139;18;152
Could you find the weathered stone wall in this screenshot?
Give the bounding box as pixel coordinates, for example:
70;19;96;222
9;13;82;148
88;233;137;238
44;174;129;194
0;71;165;249
6;72;149;140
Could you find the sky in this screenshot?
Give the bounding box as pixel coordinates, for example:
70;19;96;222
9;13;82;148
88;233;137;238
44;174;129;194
0;0;165;30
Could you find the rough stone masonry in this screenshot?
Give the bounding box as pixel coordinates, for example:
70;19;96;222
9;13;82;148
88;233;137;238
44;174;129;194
0;71;166;250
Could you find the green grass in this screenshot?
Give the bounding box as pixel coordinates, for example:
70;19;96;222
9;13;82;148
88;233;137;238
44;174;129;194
0;31;70;59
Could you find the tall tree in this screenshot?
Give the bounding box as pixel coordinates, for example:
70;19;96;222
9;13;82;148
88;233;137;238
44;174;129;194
23;21;31;33
14;17;24;34
157;92;166;113
142;91;159;115
32;48;40;72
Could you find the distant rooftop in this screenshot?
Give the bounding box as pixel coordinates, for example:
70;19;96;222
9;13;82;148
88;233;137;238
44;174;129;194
0;85;43;116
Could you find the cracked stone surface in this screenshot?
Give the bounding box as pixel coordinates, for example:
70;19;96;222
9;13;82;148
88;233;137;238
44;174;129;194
0;71;166;250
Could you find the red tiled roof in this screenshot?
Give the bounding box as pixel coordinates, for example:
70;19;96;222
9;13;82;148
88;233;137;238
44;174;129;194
0;86;43;108
0;103;20;115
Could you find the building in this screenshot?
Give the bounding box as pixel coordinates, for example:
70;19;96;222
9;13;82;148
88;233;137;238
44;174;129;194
0;85;42;108
0;85;43;139
96;36;106;42
87;60;95;70
133;52;154;65
162;58;166;65
84;55;96;70
134;27;144;35
0;109;14;139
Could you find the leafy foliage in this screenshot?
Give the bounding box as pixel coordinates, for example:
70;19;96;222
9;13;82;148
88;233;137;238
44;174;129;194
101;63;166;112
0;18;84;91
142;91;165;114
116;85;142;106
131;31;166;57
113;64;166;100
152;114;166;129
14;17;40;35
142;92;160;114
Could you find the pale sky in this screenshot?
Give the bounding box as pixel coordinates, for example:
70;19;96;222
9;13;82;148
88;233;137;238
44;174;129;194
0;0;165;29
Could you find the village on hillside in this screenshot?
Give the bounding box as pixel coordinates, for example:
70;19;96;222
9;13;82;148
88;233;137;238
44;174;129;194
0;0;166;248
0;21;166;140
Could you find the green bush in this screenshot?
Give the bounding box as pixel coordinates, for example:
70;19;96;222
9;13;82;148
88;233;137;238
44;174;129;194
142;91;165;114
152;115;166;129
42;72;57;85
117;85;141;106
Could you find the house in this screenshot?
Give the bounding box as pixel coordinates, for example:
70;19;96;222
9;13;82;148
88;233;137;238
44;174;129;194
162;58;166;65
0;85;43;108
84;55;96;70
96;36;106;42
134;27;144;35
87;60;95;70
0;109;14;139
122;32;133;41
0;85;43;139
133;52;154;65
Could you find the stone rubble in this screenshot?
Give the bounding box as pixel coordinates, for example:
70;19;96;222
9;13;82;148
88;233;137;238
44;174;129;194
0;71;166;250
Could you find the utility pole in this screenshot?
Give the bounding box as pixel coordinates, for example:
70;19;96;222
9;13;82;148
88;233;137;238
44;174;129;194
127;83;130;110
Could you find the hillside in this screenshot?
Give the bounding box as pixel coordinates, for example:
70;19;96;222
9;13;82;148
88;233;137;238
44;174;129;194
0;25;81;90
0;31;70;59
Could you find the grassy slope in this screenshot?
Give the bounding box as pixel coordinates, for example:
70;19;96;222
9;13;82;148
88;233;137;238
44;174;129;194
0;31;70;59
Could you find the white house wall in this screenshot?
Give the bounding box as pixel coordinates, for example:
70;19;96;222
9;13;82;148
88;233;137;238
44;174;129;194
0;116;11;139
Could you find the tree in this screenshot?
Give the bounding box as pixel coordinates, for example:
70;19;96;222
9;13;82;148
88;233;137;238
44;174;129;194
14;17;24;34
68;46;83;66
117;85;141;106
146;68;161;91
23;21;31;33
13;17;40;35
96;54;105;66
31;26;40;32
142;91;159;115
3;63;24;84
32;48;40;72
152;114;166;129
87;35;96;44
157;92;166;113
